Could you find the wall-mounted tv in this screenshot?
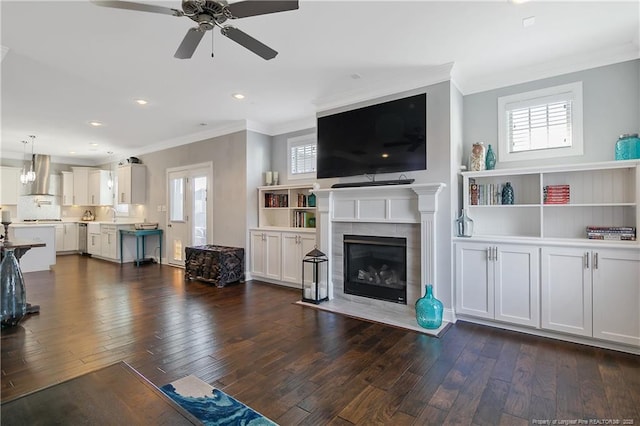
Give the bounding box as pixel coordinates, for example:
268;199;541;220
316;93;426;179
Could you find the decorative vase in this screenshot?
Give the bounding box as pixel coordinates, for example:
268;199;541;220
308;192;316;207
469;142;486;171
502;182;514;205
415;284;443;329
1;248;27;328
455;209;474;237
615;133;640;160
485;144;496;170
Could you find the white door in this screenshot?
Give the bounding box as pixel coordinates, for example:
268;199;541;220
494;245;540;328
541;247;592;337
167;164;212;267
592;249;640;346
455;242;493;319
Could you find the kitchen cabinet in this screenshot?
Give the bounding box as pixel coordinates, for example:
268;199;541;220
88;170;113;206
61;171;74;206
455;241;539;328
281;231;316;286
55;223;79;252
117;164;146;204
100;224;117;259
87;223;101;256
0;166;21;205
541;246;640;346
72;167;92;206
250;230;281;281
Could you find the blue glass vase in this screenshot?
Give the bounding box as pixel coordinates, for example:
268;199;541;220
501;182;514;205
1;248;27;328
415;284;443;329
485;144;496;170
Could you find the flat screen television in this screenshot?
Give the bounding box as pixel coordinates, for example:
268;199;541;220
316;93;426;179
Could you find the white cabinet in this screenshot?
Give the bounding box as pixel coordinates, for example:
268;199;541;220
87;222;101;255
541;246;640;346
88;170;113;206
456;242;539;328
55;223;79;252
117;164;146;204
61;171;74;206
72;167;91;206
281;231;316;286
100;224;117;259
0;166;21;205
250;230;282;281
258;184;316;229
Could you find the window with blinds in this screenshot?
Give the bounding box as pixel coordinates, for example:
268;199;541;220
498;82;583;162
287;134;317;179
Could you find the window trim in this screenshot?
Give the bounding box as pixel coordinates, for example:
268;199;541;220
498;81;583;162
287;133;317;181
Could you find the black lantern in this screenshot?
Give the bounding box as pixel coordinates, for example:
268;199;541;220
301;247;329;304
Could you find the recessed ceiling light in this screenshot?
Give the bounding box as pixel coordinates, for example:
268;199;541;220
232;93;245;100
522;16;536;27
89;121;103;127
90;143;99;147
69;151;76;154
135;99;148;105
381;153;389;158
511;0;531;4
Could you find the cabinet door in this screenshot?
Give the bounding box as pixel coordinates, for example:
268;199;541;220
541;247;592;337
64;223;78;251
101;228;117;259
250;231;266;277
264;232;282;280
117;166;131;204
61;172;74;206
455;242;493;319
0;167;20;205
88;233;101;255
494;245;540;327
72;168;90;206
281;233;301;284
55;225;64;252
592;249;640;346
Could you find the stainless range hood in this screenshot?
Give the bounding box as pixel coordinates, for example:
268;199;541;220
30;154;52;195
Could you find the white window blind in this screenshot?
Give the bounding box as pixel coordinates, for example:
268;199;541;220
509;99;572;152
290;143;316;174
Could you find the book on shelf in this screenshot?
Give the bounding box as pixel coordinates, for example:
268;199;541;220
543;184;570;204
586;226;636;241
264;193;288;208
468;180;502;206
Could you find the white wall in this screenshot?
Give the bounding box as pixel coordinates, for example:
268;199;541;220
463;59;640;169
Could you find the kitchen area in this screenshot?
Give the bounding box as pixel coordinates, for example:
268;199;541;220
1;155;159;272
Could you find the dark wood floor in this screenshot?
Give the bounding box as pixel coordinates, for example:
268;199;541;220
2;255;639;425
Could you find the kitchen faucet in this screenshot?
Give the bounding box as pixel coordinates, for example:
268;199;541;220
108;207;117;222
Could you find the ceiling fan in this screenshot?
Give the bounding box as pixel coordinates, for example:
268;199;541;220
91;0;299;60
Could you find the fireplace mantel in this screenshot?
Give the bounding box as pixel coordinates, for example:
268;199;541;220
311;183;448;335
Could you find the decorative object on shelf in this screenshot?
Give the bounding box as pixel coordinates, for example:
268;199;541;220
615;133;640;160
308;192;316;207
455;209;474;238
265;171;273;186
415;284;443;329
273;171;279;186
301;247;329;304
1;248;27;328
1;210;10;243
485;144;496;170
469;142;486;171
501;182;514;205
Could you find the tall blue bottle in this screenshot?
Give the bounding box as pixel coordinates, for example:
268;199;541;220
415;284;443;329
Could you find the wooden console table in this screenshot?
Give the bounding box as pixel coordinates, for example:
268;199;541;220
119;229;163;267
0;361;200;424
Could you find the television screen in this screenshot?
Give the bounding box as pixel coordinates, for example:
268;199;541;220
316;93;426;179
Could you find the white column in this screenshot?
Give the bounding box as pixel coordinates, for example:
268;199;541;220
315;190;333;299
412;184;445;298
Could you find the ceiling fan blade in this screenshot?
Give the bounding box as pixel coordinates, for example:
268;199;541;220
174;28;206;59
91;0;183;16
221;26;278;60
225;0;298;19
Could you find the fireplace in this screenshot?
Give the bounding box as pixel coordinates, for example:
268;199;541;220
343;235;407;304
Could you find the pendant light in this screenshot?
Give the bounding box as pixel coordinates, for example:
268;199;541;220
19;140;29;184
26;135;36;183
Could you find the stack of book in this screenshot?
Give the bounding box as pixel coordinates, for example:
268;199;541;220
586;226;636;241
293;211;314;228
264;193;288;207
544;184;570;204
468;179;502;205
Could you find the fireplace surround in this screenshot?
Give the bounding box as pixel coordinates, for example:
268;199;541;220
311;182;447;335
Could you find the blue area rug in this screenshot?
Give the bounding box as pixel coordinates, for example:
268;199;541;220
161;375;278;426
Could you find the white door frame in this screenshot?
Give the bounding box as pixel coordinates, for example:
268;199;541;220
166;162;213;267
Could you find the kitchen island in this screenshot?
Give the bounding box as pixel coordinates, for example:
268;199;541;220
8;224;56;272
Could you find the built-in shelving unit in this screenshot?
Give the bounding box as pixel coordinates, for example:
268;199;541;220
461;160;639;244
258;184;316;230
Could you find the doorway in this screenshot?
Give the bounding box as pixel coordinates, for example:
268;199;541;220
166;163;212;267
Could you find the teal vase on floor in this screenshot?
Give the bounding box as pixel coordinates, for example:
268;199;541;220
1;248;27;328
415;284;443;329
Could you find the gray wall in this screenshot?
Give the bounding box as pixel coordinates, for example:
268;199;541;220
463;59;640;169
270;128;316;187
